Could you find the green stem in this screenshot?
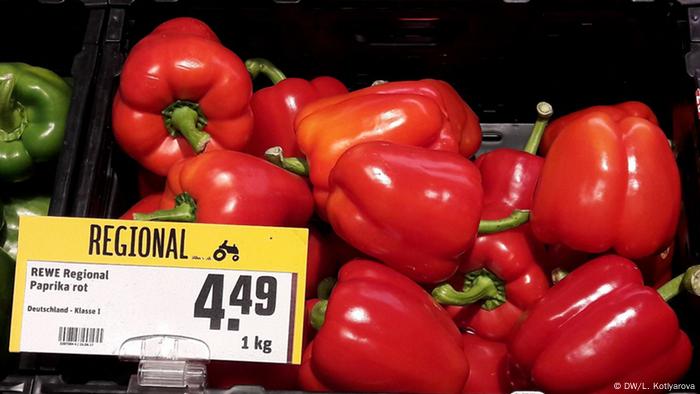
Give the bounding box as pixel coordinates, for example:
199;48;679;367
133;193;197;222
523;102;553;154
162;101;210;153
478;209;529;234
170;107;210;153
432;269;506;310
265;146;309;176
317;277;336;300
310;299;328;330
0;75;25;141
245;58;287;85
551;268;569;285
658;265;700;302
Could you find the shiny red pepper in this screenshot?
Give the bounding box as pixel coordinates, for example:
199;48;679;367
430;106;552;393
327;142;468;283
243;58;347;158
461;333;511;394
531;107;680;259
112;17;253;176
540;101;658;155
305;227;341;299
131;150;312;227
509;255;695;393
326;141;531;283
301;259;469;393
294;79;481;218
437;230;549;341
470;101;550;264
541;243;675;289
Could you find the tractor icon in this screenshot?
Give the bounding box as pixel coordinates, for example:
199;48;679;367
213;240;240;262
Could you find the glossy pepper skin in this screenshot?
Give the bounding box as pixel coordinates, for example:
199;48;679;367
305;228;340;299
112;18;253;176
540;243;674;289
531;111;680;259
432;106;552;393
296;79;481;217
509;255;692;393
327;141;483;283
1;193;49;260
540;101;658;155
442;231;549;342
461;333;511;394
301;259;468;393
244;58;347;158
0;63;71;182
132;150;313;227
476;149;543;215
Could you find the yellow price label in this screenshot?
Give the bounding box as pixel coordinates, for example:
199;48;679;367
10;216;308;364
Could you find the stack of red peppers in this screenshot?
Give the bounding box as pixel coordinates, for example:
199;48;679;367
112;17;697;393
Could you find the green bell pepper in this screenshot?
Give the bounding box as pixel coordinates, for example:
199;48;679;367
0;63;71;182
0;194;50;260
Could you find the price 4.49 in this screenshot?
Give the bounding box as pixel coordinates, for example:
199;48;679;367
194;274;277;331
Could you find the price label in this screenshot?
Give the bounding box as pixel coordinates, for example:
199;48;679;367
9;216;308;364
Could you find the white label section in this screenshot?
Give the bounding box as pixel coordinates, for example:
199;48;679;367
20;261;296;363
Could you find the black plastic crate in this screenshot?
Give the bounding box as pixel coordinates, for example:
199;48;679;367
48;0;700;392
0;0;109;385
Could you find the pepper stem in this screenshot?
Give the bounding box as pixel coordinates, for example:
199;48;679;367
432;269;506;310
265;146;309;176
162;101;210;153
658;265;700;302
523;102;553;155
478;209;530;234
0;74;26;142
310;299;328;330
133;193;197;222
245;58;287;85
317;277;336;300
551;268;569;285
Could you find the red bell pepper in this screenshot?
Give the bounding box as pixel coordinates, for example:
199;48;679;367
112;17;254;176
294;79;481;217
301;259;469;393
131;150;312;227
326;141;529;284
530;108;680;259
119;194;161;220
461;333;511;394
541;243;674;289
429;105;552;394
509;255;696;393
470;101;550;263
243;58;347;158
436;230;549;342
305;227;341;299
540;101;658;155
